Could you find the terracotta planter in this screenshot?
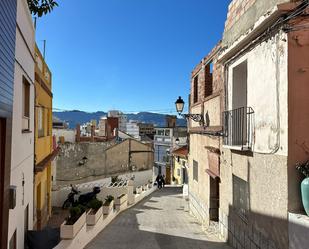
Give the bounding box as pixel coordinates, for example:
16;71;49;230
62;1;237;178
136;186;143;194
60;212;86;239
86;206;103;226
115;194;127;205
103;200;114;215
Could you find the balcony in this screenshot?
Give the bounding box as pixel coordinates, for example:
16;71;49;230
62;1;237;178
222;107;254;150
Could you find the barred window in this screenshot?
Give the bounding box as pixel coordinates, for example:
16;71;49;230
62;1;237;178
233;175;249;221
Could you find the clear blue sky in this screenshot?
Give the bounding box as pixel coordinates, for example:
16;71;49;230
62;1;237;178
36;0;230;114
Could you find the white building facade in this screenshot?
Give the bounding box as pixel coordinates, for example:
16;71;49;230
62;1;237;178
126;120;140;140
8;0;35;248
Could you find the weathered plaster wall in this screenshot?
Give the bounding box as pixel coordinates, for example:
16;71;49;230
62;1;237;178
223;0;292;46
55;140;153;184
188;134;220;227
8;0;35;247
219;149;288;248
227;31;288;155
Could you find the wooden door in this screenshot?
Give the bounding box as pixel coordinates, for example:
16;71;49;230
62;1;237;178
166;166;171;184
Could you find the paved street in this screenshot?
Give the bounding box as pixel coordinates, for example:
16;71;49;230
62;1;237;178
86;187;231;249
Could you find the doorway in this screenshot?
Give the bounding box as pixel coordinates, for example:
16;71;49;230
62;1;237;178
36;183;42;229
209;177;219;221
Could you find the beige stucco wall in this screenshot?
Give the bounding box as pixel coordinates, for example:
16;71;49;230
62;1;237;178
188;134;220;226
8;0;35;248
220;149;288;248
220;30;289;249
226;31;288;156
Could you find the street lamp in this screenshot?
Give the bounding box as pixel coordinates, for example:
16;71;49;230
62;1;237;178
175;96;205;126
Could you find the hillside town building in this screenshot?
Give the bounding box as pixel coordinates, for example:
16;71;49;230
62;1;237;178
8;0;35;247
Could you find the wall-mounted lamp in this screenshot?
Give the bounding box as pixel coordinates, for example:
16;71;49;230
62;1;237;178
175;96;204;126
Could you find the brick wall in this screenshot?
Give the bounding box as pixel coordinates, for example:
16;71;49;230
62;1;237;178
190;42;223;108
225;0;257;32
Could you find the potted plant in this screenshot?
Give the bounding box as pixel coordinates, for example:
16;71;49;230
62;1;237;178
136;186;143;194
296;161;309;216
115;194;127;210
60;205;86;239
148;181;153;189
142;184;148;191
103;195;114;215
86;199;103;225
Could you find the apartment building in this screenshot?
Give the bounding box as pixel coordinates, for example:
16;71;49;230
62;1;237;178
154;125;187;183
108;110;127;132
218;1;309;248
126;120;140;140
187;43;224;231
33;44;56;230
7;0;35;248
0;0;18;247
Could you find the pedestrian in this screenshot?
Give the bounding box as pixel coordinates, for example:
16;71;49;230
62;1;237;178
156;174;163;189
162;175;166;188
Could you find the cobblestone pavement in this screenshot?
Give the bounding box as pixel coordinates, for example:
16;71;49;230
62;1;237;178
86;187;231;249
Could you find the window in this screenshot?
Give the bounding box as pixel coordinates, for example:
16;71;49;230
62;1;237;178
232;60;247;110
205;62;213;98
233;175;249;221
38;107;44;137
165;129;170;137
157;130;164;136
22;77;30;131
223;60;252;149
193;160;198;182
193;76;198;103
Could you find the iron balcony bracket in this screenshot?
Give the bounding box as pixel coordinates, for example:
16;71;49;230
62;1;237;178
180;113;204;126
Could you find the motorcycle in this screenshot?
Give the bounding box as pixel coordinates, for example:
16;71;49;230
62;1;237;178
62;185;101;209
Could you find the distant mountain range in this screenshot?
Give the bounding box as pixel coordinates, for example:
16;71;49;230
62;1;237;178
53;111;187;129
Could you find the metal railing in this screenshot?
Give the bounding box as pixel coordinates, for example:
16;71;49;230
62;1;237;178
222;107;254;150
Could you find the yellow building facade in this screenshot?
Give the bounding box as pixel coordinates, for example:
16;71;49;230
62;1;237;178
34;45;54;230
172;146;188;185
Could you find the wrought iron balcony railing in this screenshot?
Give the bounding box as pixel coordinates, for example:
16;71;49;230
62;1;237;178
222;107;254;150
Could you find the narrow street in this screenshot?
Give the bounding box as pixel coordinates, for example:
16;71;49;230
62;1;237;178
86;187;231;249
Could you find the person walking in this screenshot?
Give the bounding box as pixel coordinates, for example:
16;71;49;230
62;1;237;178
156;174;163;189
162;174;166;188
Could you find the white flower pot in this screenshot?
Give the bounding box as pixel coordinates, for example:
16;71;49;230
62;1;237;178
103;200;114;215
86;206;103;226
136;186;143;194
60;212;86;239
115;194;127;205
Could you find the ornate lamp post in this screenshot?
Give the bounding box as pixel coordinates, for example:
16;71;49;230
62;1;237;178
175;96;204;126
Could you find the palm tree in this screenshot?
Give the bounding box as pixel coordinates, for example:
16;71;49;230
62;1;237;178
27;0;58;17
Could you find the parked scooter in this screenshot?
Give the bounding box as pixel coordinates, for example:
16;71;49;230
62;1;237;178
62;185;101;209
62;185;80;209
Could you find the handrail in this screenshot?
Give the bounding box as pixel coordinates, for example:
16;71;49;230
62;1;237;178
222;106;254;150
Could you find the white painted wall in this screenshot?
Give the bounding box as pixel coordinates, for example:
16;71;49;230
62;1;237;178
227;31;288;155
53;129;75;143
8;0;35;248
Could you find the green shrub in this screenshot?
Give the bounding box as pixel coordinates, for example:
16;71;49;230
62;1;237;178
88;198;103;210
104;195;114;206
